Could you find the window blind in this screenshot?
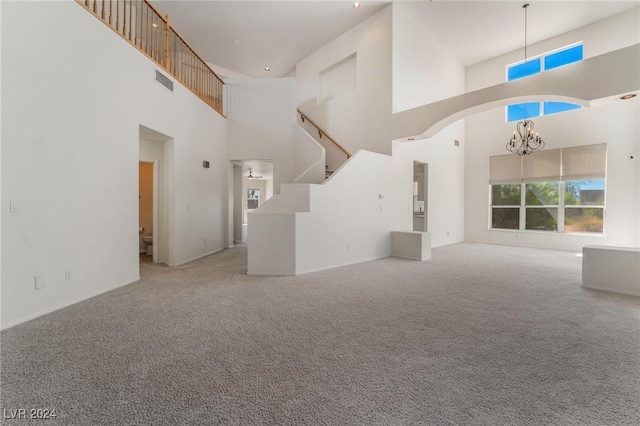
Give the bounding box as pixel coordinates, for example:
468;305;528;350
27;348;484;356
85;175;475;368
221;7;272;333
490;155;522;184
561;143;607;180
523;149;561;183
490;143;607;183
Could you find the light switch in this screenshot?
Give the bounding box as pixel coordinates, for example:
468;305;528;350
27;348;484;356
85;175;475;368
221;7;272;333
10;200;20;212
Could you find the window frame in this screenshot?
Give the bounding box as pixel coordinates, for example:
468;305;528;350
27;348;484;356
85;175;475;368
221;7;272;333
489;144;607;235
489;180;606;234
505;42;584;122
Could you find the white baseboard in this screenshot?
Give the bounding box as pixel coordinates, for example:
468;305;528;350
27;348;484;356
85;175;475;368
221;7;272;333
169;247;225;267
581;284;640;297
0;277;140;330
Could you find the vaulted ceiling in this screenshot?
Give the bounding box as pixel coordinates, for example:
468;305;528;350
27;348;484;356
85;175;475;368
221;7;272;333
152;1;638;78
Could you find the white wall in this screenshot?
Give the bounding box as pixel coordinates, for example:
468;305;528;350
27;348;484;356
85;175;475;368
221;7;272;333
1;1;227;328
225;78;296;193
393;122;466;249
246;1;467;276
464;11;640;251
293;124;325;184
392;2;465;113
295;151;401;274
248;120;466;276
0;0;4;327
389;1;467;249
466;8;640;91
465;99;639;251
296;5;393;156
248;150;407;275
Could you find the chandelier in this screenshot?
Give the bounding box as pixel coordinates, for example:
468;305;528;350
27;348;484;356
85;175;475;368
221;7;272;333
506;3;545;156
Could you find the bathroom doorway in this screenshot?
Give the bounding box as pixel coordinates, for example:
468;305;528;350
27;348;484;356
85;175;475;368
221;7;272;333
413;162;428;232
139;161;155;263
139;125;171;266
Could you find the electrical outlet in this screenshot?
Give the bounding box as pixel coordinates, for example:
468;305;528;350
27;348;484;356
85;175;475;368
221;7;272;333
65;271;72;281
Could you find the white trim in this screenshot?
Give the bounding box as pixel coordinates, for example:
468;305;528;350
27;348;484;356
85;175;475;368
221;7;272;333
581;285;640;298
169;247;226;267
0;277;140;331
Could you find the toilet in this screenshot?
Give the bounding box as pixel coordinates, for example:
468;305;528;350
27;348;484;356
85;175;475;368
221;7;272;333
142;235;153;256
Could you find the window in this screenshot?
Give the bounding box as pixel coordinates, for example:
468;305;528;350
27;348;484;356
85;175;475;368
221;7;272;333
491;184;521;230
489;144;606;234
506;44;583;122
544;44;583;71
247;189;260;210
508;58;541;81
506;43;583;82
507;102;540;122
564;180;605;233
525;182;559;231
543;101;581;116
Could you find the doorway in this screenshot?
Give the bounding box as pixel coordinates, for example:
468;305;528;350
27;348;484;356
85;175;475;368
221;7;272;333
229;160;274;245
413;162;428;232
138;161;155;264
139;125;171;266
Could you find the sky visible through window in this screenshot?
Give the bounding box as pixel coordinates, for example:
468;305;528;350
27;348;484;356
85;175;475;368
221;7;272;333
506;44;583;122
578;180;605;190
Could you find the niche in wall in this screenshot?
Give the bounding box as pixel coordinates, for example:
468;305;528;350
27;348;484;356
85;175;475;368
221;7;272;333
318;52;357;104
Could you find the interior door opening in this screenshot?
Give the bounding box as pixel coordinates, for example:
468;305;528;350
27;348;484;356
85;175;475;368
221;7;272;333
229;160;274;245
139;125;171;266
413;162;428;232
138;161;155;264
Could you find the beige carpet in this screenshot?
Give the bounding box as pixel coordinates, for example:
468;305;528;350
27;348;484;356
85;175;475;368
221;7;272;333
1;242;639;425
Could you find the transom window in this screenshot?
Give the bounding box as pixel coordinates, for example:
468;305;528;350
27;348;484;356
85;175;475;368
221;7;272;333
489;144;606;234
506;43;583;122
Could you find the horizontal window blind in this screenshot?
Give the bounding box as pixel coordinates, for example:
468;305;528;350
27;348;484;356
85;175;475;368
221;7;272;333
490;143;607;183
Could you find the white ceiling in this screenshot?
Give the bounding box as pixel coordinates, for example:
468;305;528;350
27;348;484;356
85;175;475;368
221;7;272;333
235;160;274;181
152;1;638;78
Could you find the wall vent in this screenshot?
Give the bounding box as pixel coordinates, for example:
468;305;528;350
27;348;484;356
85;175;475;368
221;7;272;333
155;69;174;92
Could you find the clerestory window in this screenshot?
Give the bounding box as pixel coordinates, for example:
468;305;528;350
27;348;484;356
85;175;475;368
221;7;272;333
506;43;584;122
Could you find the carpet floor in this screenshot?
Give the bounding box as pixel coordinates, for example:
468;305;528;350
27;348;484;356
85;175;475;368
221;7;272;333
1;242;639;425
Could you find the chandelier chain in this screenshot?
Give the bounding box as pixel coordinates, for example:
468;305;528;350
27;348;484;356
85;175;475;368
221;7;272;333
524;3;528;64
506;3;545;156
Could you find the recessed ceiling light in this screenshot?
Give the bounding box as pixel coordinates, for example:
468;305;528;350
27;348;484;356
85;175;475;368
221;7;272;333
353;2;361;9
621;93;637;100
264;67;271;72
232;39;240;45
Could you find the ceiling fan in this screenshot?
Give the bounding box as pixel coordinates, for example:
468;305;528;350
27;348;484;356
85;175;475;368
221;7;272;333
246;169;263;179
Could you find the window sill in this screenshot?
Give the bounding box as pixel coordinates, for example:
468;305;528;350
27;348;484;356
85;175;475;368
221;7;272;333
488;228;605;237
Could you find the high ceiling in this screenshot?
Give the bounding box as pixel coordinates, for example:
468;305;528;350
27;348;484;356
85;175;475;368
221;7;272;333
152;1;639;78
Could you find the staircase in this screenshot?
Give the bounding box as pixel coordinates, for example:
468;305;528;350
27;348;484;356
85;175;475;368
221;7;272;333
297;109;350;181
325;165;334;179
